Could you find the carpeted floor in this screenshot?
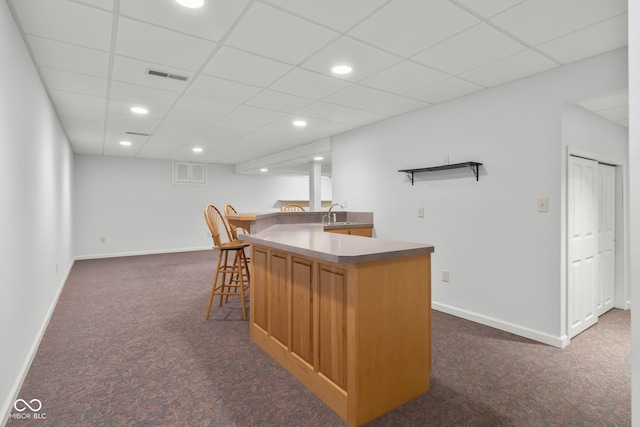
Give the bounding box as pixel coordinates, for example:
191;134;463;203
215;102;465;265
6;250;631;426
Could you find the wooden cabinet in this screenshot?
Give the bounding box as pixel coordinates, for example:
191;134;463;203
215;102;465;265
250;244;431;426
324;226;373;237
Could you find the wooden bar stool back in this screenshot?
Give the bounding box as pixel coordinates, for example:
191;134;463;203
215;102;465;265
282;203;305;212
204;204;251;320
223;203;248;240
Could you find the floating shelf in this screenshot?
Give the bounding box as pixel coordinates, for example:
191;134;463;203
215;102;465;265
398;161;482;185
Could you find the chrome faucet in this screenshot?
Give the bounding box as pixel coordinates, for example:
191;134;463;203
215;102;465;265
327;203;343;224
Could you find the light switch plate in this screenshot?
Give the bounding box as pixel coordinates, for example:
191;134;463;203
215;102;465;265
418;207;424;218
537;198;548;213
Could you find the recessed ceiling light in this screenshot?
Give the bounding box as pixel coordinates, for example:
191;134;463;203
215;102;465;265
314;156;323;161
192;147;203;153
131;106;148;114
120;140;132;146
293;120;307;127
331;65;352;75
176;0;204;8
260;168;268;172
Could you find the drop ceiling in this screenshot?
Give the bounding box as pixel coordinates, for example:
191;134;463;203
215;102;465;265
7;0;628;176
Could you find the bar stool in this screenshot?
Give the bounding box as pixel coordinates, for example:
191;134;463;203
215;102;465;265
282;203;305;212
204;204;250;320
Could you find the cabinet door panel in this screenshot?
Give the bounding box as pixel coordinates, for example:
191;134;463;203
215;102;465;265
291;257;313;365
252;247;268;330
318;265;347;390
270;252;289;346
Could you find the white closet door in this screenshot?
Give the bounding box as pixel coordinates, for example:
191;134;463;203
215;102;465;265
568;156;598;338
596;163;615;316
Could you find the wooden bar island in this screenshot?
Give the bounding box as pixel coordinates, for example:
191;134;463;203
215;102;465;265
240;220;434;426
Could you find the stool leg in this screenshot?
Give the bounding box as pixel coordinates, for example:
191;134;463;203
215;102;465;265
219;250;230;307
205;250;224;320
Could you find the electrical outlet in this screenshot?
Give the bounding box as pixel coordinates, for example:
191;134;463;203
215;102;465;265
418;207;424;218
537;198;548;213
442;270;449;282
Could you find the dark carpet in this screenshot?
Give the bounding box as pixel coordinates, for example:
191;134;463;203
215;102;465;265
6;250;630;426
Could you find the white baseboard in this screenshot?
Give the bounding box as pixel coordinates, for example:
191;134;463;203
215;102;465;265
1;261;74;427
432;302;570;348
75;246;212;260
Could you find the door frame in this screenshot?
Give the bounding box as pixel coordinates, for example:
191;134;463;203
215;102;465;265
565;147;629;342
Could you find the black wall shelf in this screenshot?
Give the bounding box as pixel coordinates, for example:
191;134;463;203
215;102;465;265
398;161;482;185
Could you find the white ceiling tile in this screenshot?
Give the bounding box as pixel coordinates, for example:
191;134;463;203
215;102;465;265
57;105;105;122
107;113;161;135
294;101;363;122
151;120;205;143
537;14;628;65
212;116;266;136
104;132;148;151
111;56;191;92
191;125;246;148
11;0;112;50
268;68;350;99
225;2;339;65
202;46;293;87
102;143;139;158
171;94;238;120
337;109;389;126
186;74;262;103
301;36;402;82
266;0;388;32
365;96;430;116
246;90;314;113
115;18;216;72
60;117;104;132
460;49;558;87
412;23;527;74
120;0;250;42
27;36;109;78
226;105;287;127
454;0;524;18
49;89;106;111
107;99;169;119
405;77;484;104
136;135;185;159
359;61;448;95
109;81;181;107
40;67;108;97
348;0;479;57
75;0;114;10
291;103;387;127
491;0;627;46
322;84;397;110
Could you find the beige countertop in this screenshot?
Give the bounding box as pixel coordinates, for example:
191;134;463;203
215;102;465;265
240;223;434;264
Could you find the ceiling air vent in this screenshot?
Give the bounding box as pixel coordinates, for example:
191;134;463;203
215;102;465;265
126;131;150;136
147;69;188;82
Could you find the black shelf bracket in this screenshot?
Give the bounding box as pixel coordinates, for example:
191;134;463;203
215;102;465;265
398;161;482;185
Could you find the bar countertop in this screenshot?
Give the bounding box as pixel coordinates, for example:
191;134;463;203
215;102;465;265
240;223;434;264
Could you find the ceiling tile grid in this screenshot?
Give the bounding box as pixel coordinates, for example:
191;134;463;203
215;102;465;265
6;0;628;176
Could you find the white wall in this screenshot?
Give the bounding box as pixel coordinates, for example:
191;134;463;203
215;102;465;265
0;0;74;422
332;48;628;347
74;154;332;258
628;0;639;422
